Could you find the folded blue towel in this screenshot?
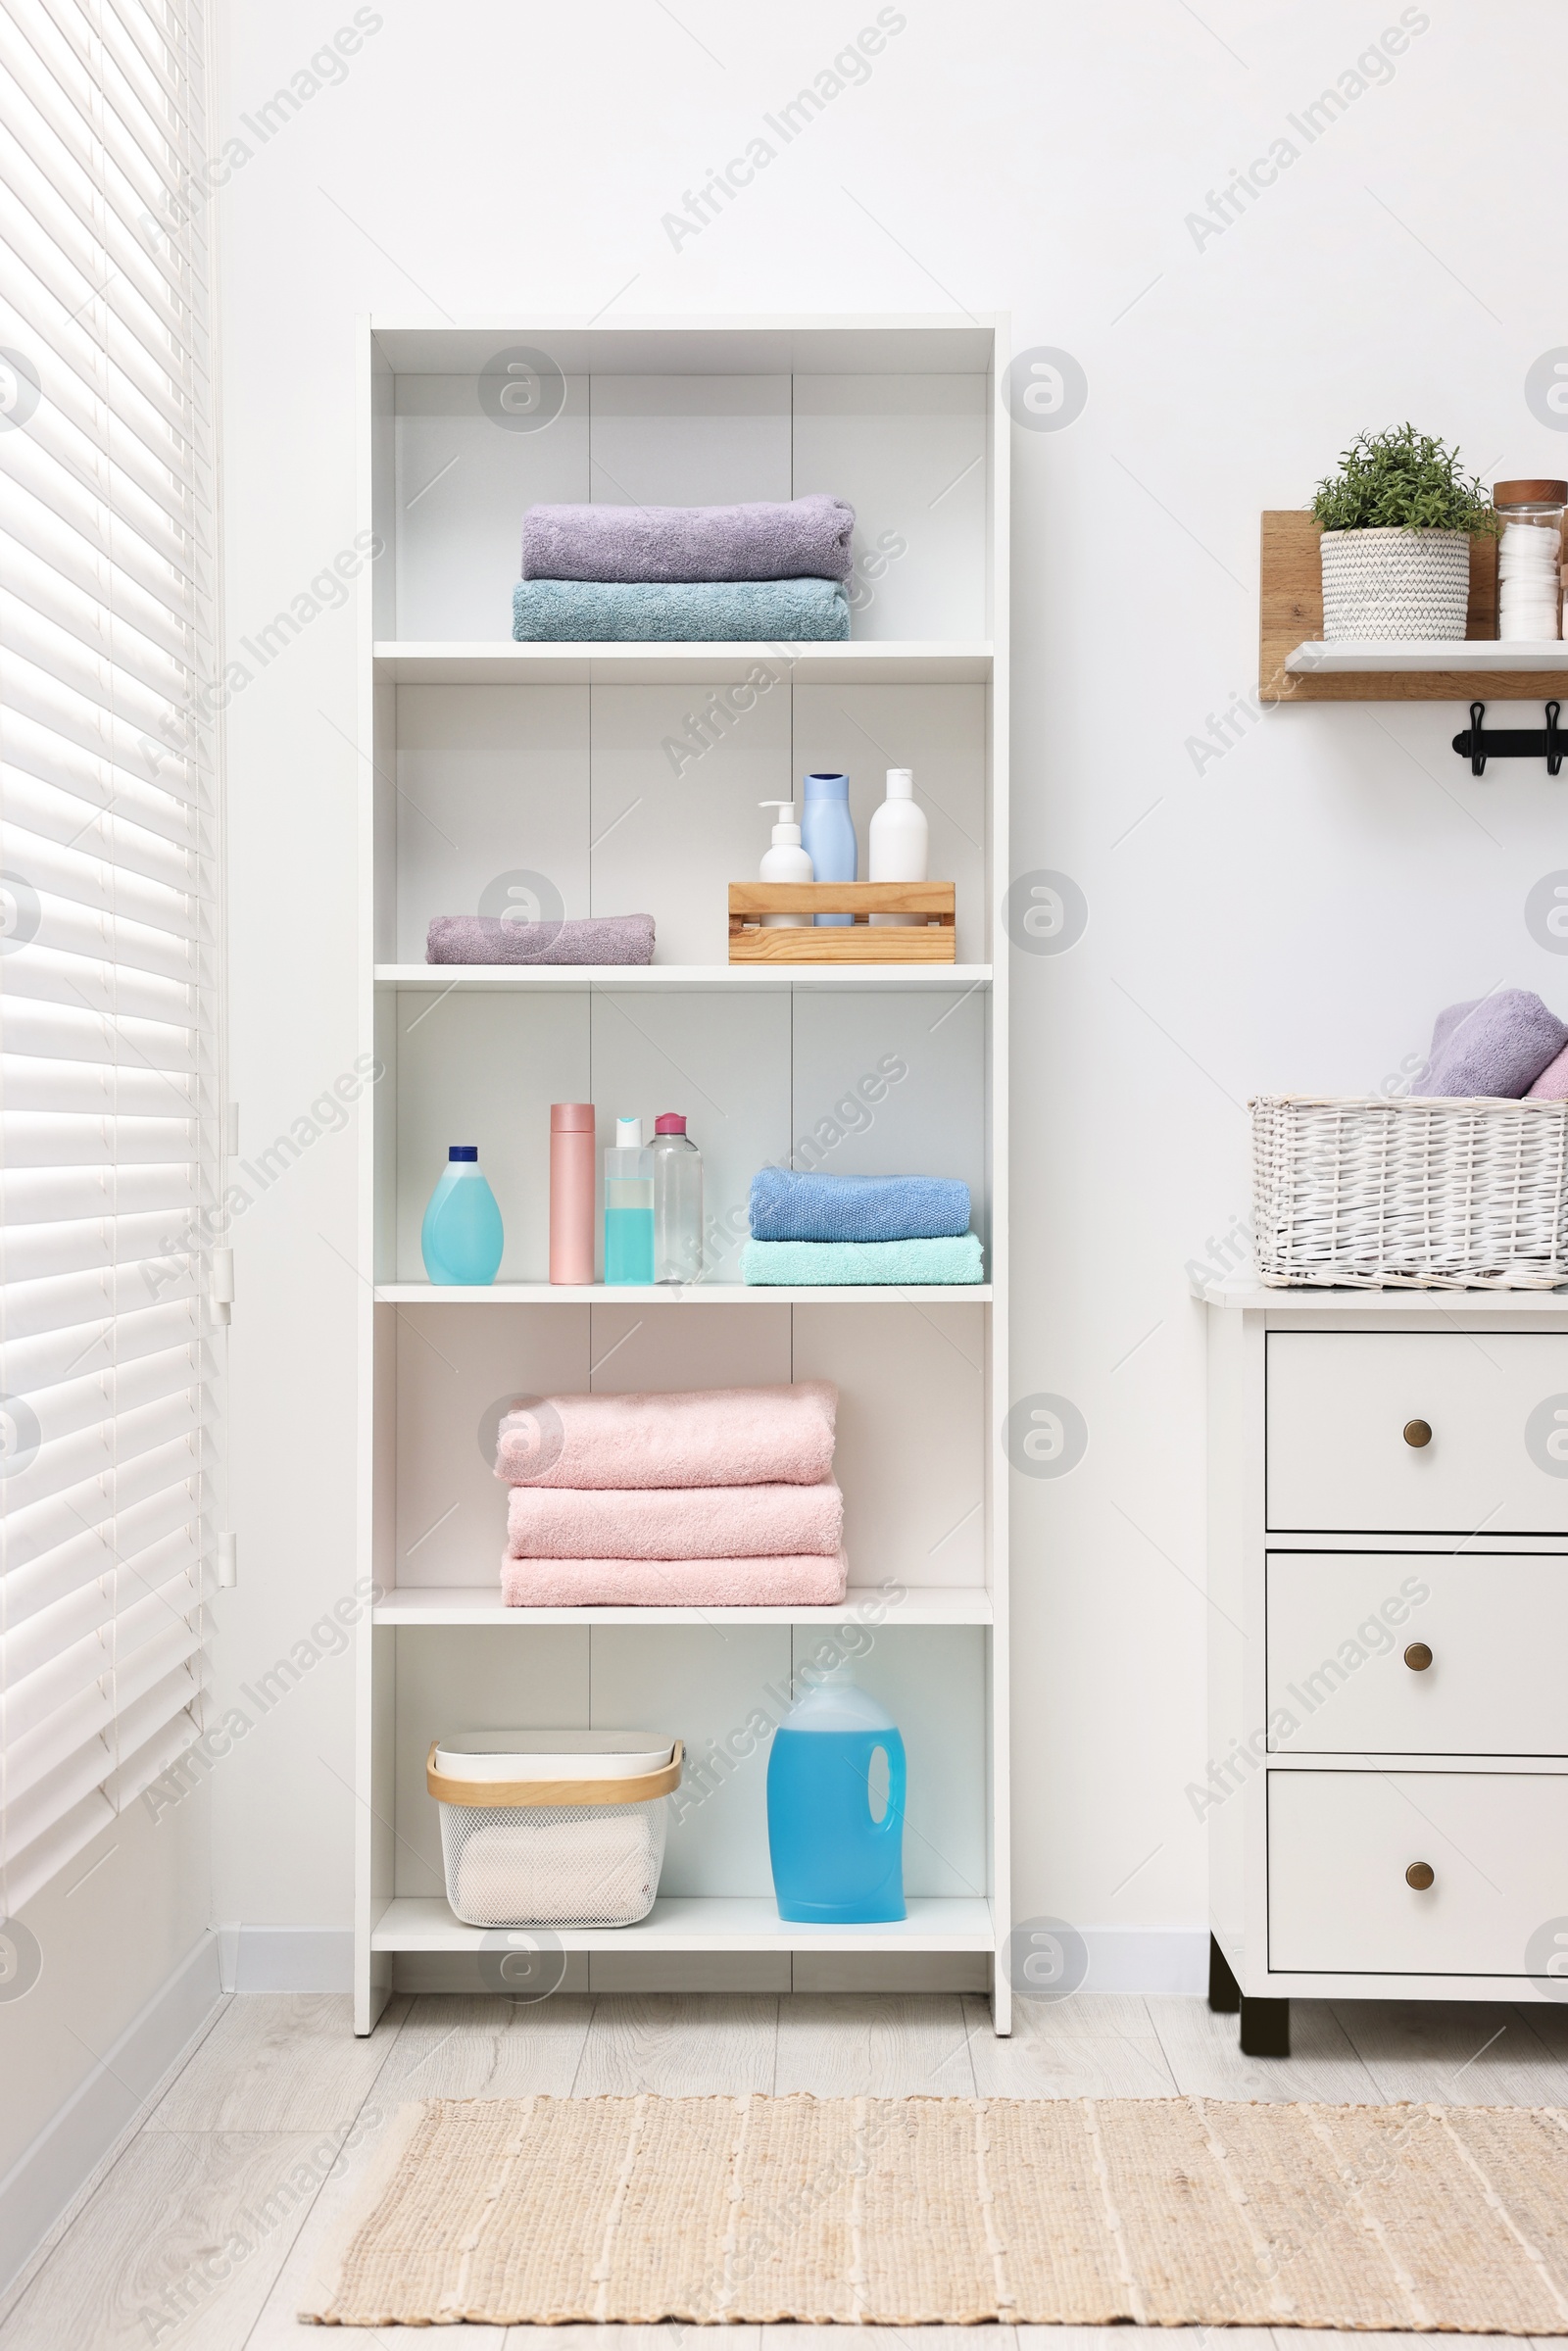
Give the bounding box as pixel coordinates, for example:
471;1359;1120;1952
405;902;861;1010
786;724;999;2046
749;1168;971;1244
742;1235;984;1286
1418;989;1568;1097
512;577;851;643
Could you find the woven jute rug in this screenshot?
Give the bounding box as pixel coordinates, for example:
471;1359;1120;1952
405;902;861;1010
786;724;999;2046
299;2092;1568;2328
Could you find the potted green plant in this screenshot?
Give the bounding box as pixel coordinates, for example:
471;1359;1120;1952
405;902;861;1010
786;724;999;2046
1311;424;1496;640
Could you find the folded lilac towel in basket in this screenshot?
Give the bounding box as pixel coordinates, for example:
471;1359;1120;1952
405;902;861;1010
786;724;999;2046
495;1381;838;1490
426;913;654;965
522;494;855;584
1418;990;1568;1098
501;1551;850;1608
506;1477;844;1561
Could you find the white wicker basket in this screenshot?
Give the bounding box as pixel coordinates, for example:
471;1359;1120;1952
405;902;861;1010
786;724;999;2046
1250;1094;1568;1289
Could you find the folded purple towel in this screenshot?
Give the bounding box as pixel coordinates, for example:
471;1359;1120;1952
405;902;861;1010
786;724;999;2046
1418;989;1568;1098
521;494;855;585
426;913;655;966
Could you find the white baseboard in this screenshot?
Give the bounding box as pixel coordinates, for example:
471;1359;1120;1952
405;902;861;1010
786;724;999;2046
223;1926;356;1992
1080;1927;1208;1995
0;1930;222;2306
221;1924;1205;2000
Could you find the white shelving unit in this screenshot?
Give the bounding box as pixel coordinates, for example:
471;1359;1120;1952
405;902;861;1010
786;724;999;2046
354;316;1010;2033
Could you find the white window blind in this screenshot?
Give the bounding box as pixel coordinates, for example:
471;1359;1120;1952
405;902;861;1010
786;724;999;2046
0;0;219;1914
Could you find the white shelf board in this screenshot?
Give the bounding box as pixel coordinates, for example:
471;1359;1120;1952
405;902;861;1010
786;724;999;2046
369;318;1002;377
376;962;991;994
374;1583;993;1628
373;641;993;686
1198;1277;1568;1314
375;1282;993;1304
371;1893;995;1954
1287;638;1568;673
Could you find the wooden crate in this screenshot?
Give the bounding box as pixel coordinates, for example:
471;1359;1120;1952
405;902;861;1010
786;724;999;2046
728;882;956;962
1252;511;1568;703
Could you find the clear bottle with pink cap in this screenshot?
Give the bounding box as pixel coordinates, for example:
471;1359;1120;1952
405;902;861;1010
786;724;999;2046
650;1112;703;1286
549;1102;596;1285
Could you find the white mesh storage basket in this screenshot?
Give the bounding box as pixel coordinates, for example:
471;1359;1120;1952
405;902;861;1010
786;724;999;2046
1251;1093;1568;1289
427;1732;682;1929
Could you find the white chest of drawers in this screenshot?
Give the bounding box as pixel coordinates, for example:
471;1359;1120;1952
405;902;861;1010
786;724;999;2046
1201;1283;1568;2054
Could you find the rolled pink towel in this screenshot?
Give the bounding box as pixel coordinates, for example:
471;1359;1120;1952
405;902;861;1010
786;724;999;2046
495;1382;837;1490
508;1477;843;1560
1528;1042;1568;1100
501;1552;850;1607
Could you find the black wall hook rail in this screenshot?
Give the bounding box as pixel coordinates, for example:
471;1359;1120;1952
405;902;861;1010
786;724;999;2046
1453;700;1565;776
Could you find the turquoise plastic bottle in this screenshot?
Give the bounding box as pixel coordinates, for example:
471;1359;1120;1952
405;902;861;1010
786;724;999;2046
765;1661;906;1923
420;1147;504;1284
604;1114;655;1286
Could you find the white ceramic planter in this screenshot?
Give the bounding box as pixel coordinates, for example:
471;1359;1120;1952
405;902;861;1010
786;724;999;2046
1319;525;1471;641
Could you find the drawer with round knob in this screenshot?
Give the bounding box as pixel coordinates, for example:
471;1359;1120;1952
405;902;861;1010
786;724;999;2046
1265;1552;1568;1755
1265;1331;1568;1533
1267;1767;1568;1975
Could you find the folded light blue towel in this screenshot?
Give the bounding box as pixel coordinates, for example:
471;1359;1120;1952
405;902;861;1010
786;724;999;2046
750;1168;971;1244
742;1235;984;1286
512;577;851;643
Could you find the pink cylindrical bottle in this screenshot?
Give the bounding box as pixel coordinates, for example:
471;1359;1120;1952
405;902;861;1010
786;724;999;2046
550;1102;596;1284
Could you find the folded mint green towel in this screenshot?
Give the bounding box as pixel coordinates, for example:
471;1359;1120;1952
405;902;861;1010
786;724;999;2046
513;576;851;643
742;1235;984;1286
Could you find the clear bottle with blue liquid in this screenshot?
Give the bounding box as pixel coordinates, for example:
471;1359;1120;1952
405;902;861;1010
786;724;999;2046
604;1114;655;1285
765;1659;906;1924
800;771;858;928
420;1146;504;1284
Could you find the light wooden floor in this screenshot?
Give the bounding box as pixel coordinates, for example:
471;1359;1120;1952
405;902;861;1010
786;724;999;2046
5;1989;1568;2347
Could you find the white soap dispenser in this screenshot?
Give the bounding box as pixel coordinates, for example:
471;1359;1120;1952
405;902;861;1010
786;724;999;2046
759;799;813;927
868;767;928;925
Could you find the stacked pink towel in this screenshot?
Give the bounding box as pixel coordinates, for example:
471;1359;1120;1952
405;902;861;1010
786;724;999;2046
493;1384;847;1607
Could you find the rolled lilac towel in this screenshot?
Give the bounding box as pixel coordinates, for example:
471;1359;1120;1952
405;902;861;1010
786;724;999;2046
507;1477;844;1561
426;913;654;966
501;1551;849;1608
495;1381;837;1490
522;494;855;584
750;1167;971;1244
1417;990;1568;1097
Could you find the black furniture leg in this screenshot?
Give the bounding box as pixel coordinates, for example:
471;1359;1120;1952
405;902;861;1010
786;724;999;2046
1240;1994;1290;2057
1207;1933;1241;2013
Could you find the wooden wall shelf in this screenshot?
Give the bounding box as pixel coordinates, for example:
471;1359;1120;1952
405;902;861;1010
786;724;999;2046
1259;512;1567;703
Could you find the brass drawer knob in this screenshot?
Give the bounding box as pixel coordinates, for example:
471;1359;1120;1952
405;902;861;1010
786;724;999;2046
1406;1862;1436;1890
1403;1419;1433;1448
1404;1642;1433;1672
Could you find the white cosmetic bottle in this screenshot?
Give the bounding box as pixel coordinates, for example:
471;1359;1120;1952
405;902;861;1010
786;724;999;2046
759;799;813;927
868;767;927;925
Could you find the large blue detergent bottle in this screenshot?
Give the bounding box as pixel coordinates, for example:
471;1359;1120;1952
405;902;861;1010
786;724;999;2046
765;1659;906;1924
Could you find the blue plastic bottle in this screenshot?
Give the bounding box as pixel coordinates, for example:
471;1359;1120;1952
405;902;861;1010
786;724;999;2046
420;1147;504;1284
766;1660;906;1923
799;771;857;928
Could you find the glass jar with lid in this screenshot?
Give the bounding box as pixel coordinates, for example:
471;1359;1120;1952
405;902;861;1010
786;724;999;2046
1493;478;1567;641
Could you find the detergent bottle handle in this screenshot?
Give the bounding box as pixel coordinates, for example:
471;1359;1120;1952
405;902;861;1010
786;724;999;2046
869;1739;906;1837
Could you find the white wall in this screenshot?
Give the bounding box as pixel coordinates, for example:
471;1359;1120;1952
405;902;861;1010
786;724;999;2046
208;0;1568;1971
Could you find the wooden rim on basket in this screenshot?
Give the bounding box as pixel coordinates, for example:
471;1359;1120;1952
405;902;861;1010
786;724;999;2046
426;1739;683;1808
